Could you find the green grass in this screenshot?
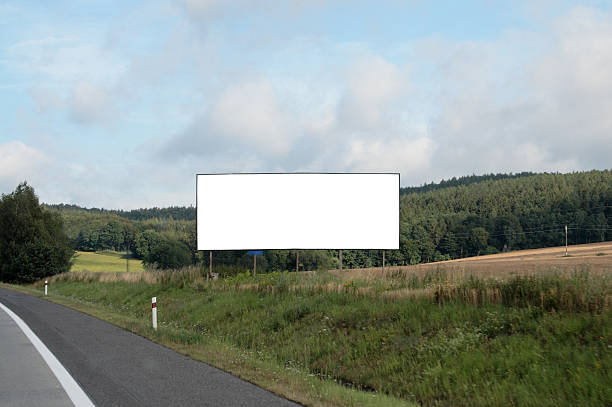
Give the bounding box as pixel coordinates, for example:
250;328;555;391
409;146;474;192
71;250;144;273
13;268;612;406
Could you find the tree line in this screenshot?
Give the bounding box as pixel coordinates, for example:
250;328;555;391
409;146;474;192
2;170;609;282
400;172;538;194
46;203;195;221
397;170;611;264
49;170;612;273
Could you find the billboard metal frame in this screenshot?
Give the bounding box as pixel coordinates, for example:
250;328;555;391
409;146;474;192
196;172;400;251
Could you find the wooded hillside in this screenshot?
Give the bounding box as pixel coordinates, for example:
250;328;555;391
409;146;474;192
44;170;611;271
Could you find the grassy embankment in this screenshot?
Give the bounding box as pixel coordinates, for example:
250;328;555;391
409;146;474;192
7;264;612;407
71;250;144;273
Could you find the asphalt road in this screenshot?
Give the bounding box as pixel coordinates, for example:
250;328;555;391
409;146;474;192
0;305;75;406
0;287;300;407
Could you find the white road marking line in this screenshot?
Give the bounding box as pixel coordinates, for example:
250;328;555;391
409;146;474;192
0;300;96;407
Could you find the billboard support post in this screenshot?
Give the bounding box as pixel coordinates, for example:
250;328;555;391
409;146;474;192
209;251;212;280
254;254;257;276
382;250;385;270
296;251;299;272
339;250;342;270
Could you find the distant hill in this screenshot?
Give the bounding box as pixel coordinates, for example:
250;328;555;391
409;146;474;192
400;172;538;194
398;169;611;263
45;203;196;221
42;169;611;270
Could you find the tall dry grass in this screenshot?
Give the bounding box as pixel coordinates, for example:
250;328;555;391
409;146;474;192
50;265;206;285
48;264;611;313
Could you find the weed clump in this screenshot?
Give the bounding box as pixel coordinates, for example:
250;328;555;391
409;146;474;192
433;272;610;313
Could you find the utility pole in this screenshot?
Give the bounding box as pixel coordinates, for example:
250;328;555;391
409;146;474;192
254;254;257;276
296;251;299;272
565;225;568;256
382;250;385;270
209;250;212;280
339;250;342;270
126;247;129;273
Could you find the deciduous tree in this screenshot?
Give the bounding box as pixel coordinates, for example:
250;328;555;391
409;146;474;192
0;183;73;283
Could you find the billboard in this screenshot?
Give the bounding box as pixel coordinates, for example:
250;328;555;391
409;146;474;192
197;173;399;250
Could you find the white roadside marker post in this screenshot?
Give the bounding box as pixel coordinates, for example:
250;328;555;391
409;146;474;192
44;280;48;296
152;297;157;330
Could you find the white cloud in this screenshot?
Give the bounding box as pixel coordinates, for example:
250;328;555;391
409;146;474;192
163;79;294;159
5;2;612;209
0;141;48;187
424;6;612;180
162;54;428;181
344;137;434;175
6;37;126;83
529;6;612;146
337;56;407;130
181;0;229;21
69;81;114;124
180;0;336;25
209;80;292;155
5;34;130;128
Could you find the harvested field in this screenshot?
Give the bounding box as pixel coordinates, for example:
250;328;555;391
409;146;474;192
333;241;612;282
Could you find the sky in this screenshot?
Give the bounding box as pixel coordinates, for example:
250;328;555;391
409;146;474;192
1;0;611;209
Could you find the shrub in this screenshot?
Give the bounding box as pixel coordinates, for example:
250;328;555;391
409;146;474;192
482;245;500;255
144;239;192;270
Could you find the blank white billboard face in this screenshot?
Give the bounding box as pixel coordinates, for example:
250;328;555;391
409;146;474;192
197;173;399;250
